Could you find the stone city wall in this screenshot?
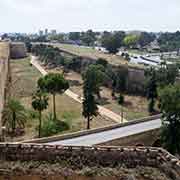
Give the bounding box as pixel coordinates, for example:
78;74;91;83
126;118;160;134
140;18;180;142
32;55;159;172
0;42;10;138
58;47;146;94
10;42;27;59
33;43;146;94
0;144;179;179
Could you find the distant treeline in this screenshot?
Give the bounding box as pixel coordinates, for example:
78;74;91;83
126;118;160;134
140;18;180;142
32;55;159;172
5;30;180;53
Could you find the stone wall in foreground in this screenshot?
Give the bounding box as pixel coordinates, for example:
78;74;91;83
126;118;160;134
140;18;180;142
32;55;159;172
0;144;179;179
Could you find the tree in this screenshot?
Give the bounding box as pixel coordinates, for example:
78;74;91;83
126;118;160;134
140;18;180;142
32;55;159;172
3;99;27;134
138;32;156;47
118;94;125;122
80;30;96;46
96;58;108;68
82;75;98;129
32;90;49;137
111;72;117;97
69;32;80;41
83;64;106;99
123;34;139;48
156;62;178;87
102;35;118;53
38;73;69;120
159;85;180;154
145;68;158;113
158;31;180;51
101;31;125;54
25;41;32;53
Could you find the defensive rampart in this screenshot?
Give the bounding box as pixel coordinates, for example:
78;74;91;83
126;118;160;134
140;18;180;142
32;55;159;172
53;45;146;94
10;42;27;59
0;42;10;138
0;144;179;179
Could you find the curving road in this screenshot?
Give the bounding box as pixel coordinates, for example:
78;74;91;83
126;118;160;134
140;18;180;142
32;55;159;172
47;119;161;146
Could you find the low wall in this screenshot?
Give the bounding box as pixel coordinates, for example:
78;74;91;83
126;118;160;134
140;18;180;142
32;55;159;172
21;115;161;144
0;143;179;179
0;42;10;137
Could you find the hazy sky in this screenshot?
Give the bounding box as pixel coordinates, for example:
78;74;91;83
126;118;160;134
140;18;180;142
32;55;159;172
0;0;180;33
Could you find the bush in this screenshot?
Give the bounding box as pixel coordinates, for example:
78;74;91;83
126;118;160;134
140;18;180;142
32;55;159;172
40;114;70;137
28;109;39;119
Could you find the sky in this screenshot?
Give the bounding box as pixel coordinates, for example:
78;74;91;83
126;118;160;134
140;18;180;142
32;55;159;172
0;0;180;33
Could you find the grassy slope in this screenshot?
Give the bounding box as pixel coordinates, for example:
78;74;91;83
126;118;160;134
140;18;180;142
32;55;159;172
64;70;149;120
9;57;116;141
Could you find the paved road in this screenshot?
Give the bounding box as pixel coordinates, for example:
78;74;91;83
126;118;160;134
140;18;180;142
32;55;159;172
31;56;127;123
48;119;161;146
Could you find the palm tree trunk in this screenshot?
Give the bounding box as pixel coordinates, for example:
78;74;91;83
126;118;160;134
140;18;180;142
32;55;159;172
87;115;90;130
39;111;42;138
53;93;56;120
12;112;16;133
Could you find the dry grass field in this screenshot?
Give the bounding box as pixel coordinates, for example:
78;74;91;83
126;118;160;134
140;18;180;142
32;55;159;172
9;57;116;141
67;71;149;120
46;68;150;121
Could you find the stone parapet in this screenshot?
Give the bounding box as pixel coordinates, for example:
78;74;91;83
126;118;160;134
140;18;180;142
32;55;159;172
0;143;179;179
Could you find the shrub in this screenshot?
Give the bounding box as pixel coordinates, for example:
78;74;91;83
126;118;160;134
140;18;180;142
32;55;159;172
28;109;39;119
40;114;70;137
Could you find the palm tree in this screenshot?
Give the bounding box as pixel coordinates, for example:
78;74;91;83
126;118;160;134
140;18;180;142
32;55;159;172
32;90;49;137
3;99;27;134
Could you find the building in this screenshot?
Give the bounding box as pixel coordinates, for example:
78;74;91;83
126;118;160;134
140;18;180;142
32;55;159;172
45;29;48;36
51;29;57;36
39;30;43;36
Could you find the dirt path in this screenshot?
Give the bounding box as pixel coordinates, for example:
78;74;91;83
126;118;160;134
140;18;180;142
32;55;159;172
30;56;127;123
